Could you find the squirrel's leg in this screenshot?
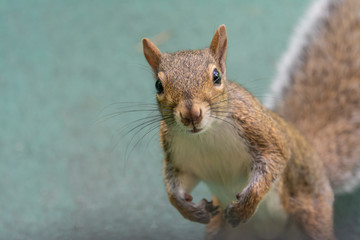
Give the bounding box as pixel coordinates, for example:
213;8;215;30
224;155;283;227
163;158;219;224
293;191;335;240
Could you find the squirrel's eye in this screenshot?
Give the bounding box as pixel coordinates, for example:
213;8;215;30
213;68;221;85
155;79;164;94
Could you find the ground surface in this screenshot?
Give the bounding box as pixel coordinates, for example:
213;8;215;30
1;0;360;239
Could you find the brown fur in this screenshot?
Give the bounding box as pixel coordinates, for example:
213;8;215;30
140;13;360;238
274;0;360;193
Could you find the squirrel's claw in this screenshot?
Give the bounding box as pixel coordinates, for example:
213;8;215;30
192;199;219;223
224;201;253;227
224;203;241;227
201;199;220;217
173;195;219;224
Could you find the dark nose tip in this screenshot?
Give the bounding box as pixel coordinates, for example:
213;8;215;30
180;108;203;126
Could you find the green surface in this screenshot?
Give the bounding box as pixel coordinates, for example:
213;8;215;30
1;0;359;239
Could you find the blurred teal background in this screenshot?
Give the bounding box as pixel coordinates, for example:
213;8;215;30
1;0;360;239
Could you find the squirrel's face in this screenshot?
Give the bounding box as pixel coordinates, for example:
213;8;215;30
154;50;228;134
143;25;228;134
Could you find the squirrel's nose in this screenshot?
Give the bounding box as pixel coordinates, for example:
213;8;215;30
180;108;203;126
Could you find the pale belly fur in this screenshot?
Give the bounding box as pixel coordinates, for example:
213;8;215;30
171;121;289;239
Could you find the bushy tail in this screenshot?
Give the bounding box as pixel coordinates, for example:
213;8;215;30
266;0;360;193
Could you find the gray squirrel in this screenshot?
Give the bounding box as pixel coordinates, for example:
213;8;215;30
142;0;360;239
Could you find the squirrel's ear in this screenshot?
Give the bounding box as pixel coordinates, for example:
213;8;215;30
209;25;227;73
142;38;162;72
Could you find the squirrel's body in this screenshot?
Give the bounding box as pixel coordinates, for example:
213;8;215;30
169;111;252;206
142;0;360;239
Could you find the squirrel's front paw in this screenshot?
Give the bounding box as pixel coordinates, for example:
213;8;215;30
224;200;256;227
192;198;220;223
171;194;219;224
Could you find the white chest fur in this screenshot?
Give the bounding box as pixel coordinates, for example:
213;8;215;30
170;121;252;206
169;121;288;238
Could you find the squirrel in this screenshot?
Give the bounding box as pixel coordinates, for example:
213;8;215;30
141;0;360;239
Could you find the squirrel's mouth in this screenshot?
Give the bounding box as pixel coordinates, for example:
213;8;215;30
190;126;202;133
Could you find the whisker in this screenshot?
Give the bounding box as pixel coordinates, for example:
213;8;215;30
210;115;237;129
121;113;174;135
99;99;177;164
121;117;163;137
209;85;238;102
117;115;162;132
124;122;161;161
96;109;161;125
211;110;236;115
99;101;159;112
123;118;176;162
209;98;239;108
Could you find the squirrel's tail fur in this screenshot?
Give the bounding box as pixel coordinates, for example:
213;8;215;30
266;0;360;194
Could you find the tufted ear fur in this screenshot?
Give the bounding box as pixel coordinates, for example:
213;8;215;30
209;25;227;74
142;38;162;72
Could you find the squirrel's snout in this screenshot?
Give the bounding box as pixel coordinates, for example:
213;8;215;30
176;100;208;131
180;108;203;126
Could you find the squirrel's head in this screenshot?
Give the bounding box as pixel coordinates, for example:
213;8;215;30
142;25;228;134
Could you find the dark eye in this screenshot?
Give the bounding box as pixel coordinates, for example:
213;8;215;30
213;68;221;85
155;79;164;94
